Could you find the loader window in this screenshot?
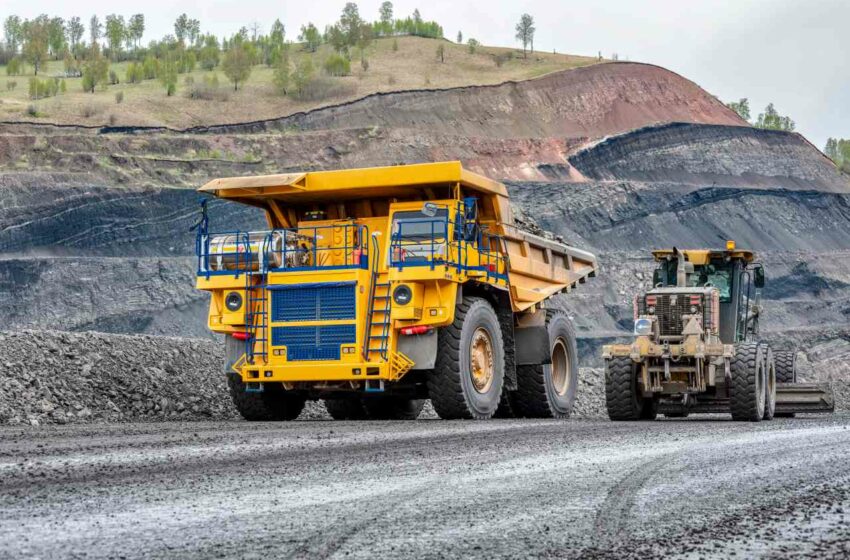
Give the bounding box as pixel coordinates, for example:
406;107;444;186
691;266;732;302
391;209;448;242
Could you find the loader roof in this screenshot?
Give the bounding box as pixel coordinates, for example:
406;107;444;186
652;248;755;265
198;161;508;203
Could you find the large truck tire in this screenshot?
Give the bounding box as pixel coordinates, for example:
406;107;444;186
729;343;766;422
605;357;657;421
511;310;579;419
428;297;505;420
763;346;776;421
224;337;305;421
363;397;425;420
324;398;368;420
774;350;797;417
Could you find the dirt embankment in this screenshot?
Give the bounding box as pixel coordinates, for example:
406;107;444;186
0;62;745;186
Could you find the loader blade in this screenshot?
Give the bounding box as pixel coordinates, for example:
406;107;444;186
775;383;835;414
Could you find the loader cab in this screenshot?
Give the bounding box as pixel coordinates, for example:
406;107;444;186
651;246;764;343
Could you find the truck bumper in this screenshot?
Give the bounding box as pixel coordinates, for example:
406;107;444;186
602;338;729;361
238;360;404;384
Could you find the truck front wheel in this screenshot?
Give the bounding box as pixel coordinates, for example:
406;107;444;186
605;357;656;421
428;297;505;420
511;311;579;418
729;343;765;422
224;336;306;421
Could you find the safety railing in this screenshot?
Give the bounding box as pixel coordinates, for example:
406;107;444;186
195;224;370;278
389;210;509;284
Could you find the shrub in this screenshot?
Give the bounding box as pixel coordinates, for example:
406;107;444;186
81;104;102;118
291;76;356;102
108;114;117;126
59;79;66;93
115;91;124;104
361;57;369;71
6;58;22;76
109;70;119;85
323;53;351;77
392;39;398;52
26;104;38;117
7;80;17;91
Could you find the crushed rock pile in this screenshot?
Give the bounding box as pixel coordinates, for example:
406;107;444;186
0;330;608;425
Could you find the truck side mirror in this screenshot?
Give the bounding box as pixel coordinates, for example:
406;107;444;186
754;266;765;288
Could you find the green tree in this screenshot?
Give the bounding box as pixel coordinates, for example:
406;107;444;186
66;17;84;52
436;43;444;63
104;15;125;60
81;43;108;92
515;13;535;58
174;13;190;45
380;2;394;25
159;52;178;95
127;14;145;52
726;98;751;122
292;57;314;97
89;15;102;47
222;42;252;90
754;103;795;131
299;23;321;52
200;35;220;70
22;15;50;75
323;52;350;76
47;17;66;58
4;16;24;52
457;31;462;44
824;138;850;173
467;38;479;54
272;45;290;94
340;2;363;46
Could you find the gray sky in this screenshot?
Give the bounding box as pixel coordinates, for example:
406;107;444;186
4;0;848;148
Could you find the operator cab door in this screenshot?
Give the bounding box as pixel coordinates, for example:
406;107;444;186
388;201;454;268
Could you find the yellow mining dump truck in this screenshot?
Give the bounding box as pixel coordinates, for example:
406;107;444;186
603;244;834;421
193;162;597;420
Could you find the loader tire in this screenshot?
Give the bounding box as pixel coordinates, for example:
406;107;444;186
729;343;765;422
774;350;798;418
363;397;425;420
428;297;505;420
224;336;306;421
511;310;579;419
763;347;776;421
605;357;656;421
774;351;797;383
324;398;368;420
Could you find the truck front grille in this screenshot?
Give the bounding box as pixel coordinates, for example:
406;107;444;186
271;324;356;361
270;282;356;322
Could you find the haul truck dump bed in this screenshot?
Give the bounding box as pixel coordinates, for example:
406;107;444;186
194;161;597;420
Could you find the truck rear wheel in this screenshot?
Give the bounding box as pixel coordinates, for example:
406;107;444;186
774;350;797;417
605;357;656;421
511;311;579;418
224;335;306;421
428;297;505;420
729;343;765;422
763;347;776;420
324;398;368;420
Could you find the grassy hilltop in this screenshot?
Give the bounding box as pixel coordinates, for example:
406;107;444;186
1;36;598;129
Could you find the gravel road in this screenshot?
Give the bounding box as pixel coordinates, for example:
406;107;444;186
2;417;850;559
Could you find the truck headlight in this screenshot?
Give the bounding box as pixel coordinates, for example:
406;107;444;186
634;318;653;336
225;291;243;311
393;285;412;305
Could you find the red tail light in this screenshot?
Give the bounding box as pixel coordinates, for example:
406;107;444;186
646;295;657;306
231;332;251;341
400;325;434;336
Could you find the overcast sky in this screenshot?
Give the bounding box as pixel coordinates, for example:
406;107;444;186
4;0;848;148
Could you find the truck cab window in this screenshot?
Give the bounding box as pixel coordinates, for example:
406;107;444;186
391;208;448;241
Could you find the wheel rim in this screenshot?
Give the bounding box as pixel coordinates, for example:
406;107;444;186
551;338;571;396
470;327;494;393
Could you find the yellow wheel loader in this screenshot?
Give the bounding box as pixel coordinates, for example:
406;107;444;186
193;162;597;420
603;244;834;421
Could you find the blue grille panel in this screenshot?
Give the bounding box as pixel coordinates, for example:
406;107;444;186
271;283;356;322
272;324;356;361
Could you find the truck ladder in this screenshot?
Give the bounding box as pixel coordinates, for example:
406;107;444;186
365;280;392;362
245;241;268;365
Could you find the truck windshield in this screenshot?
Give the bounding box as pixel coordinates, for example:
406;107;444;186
392;209;448;242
